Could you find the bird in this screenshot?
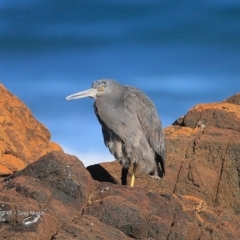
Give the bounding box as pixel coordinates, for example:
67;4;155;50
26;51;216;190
66;79;165;187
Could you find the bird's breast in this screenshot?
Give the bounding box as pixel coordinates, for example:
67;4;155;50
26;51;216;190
94;97;132;136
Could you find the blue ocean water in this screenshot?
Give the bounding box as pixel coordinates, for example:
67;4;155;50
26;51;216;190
1;0;240;166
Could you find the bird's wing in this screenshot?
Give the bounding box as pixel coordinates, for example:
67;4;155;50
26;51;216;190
123;87;165;171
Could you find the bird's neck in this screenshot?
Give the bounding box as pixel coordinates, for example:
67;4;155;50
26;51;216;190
97;86;125;108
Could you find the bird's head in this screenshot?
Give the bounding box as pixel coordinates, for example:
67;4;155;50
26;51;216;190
66;79;119;100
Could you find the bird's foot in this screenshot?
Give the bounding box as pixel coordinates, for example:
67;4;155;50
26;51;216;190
151;175;160;180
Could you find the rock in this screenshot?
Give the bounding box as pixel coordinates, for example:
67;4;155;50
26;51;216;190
0;151;94;240
87;161;120;184
225;92;240;105
1;85;240;239
0;84;62;176
182;101;240;131
84;182;240;239
87;93;240;213
52;215;132;240
2;156;239;239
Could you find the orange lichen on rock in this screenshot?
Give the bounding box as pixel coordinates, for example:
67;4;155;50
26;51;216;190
164;126;198;138
179;195;207;212
46;141;63;153
190;102;240;118
181;94;240;131
0;84;63;175
0;154;27;174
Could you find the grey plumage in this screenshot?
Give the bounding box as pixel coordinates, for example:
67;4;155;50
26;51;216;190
66;79;165;186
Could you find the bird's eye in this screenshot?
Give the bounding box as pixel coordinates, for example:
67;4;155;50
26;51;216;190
98;86;105;92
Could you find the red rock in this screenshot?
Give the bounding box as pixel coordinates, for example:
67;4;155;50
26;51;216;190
0;84;62;176
52;215;132;240
84;182;240;239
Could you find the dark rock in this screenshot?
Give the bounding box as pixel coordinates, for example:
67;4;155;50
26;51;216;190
225;93;240;105
84;182;240;239
172;115;184;126
52;215;132;240
0;151;94;239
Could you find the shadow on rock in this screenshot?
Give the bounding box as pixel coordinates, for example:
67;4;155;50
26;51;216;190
87;164;118;184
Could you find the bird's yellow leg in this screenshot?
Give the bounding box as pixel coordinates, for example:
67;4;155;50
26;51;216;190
130;163;137;187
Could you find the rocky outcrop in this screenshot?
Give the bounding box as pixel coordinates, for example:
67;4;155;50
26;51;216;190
0;85;239;239
1;152;239;239
84;183;240;239
0;151;94;240
0;84;62;176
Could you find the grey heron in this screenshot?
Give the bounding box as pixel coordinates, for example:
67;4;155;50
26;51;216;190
66;79;165;187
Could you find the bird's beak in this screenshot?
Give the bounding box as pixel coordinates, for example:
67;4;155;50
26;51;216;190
66;88;98;100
